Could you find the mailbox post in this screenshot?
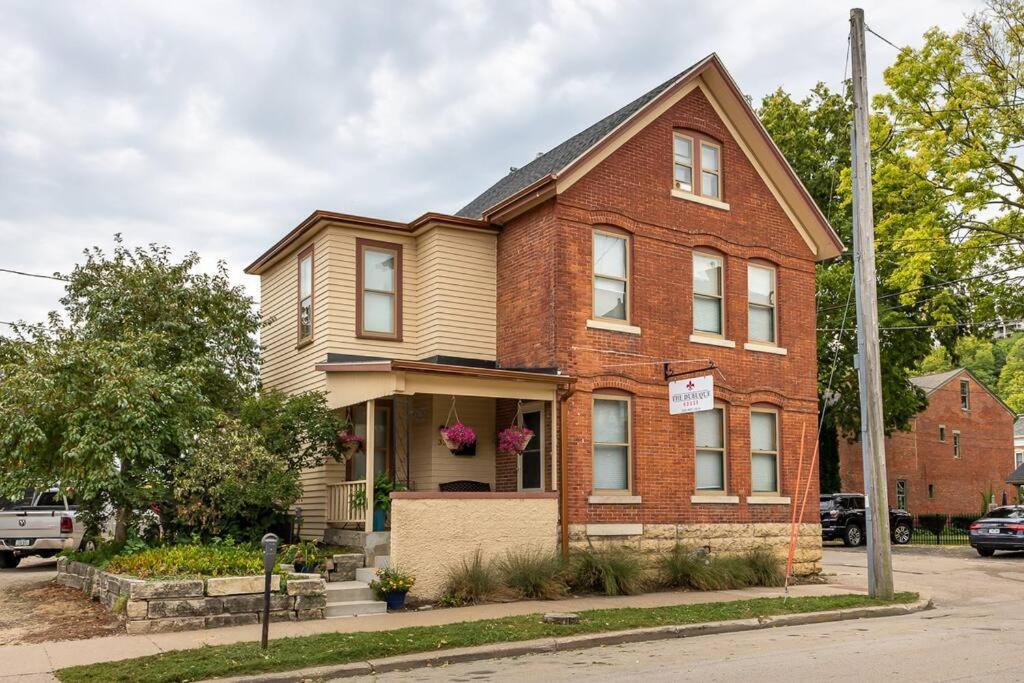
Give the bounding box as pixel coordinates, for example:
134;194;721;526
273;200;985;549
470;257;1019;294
260;533;279;650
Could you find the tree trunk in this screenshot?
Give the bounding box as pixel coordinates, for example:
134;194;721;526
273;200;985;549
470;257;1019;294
113;505;131;543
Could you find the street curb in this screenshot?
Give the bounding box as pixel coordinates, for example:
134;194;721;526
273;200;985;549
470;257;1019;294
209;597;932;682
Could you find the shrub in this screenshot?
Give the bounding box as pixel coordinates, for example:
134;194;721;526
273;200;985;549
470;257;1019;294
743;546;784;587
104;543;270;578
660;545;723;590
660;544;783;590
496;548;566;600
917;513;948;542
441;550;507;605
569;546;645;596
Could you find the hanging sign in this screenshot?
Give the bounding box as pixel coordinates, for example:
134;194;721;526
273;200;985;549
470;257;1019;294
668;375;714;414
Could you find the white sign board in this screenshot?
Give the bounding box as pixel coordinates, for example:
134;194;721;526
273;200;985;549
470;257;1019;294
668;375;714;415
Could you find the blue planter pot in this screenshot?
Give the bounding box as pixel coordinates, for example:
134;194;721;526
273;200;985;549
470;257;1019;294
373;507;387;532
384;591;407;610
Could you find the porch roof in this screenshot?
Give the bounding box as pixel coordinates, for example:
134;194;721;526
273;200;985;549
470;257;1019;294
315;358;572;409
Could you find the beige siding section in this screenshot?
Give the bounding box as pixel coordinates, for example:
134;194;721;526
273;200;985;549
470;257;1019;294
408;394;497;492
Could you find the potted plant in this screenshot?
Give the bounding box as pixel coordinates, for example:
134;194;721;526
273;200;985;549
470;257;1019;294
497;424;534;455
373;474;407;531
370;566;415;610
337;430;364;460
289;540;321;574
439;421;477;455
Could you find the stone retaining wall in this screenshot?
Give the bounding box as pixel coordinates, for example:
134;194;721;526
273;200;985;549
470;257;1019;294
55;558;327;633
569;522;823;575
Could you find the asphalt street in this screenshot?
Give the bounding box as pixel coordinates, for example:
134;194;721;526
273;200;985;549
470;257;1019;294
348;546;1024;682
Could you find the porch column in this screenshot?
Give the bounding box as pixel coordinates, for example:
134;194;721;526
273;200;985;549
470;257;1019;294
364;398;375;534
550;391;558;491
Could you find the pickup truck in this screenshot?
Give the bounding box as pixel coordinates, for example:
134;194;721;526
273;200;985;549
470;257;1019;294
820;492;914;546
0;489;86;568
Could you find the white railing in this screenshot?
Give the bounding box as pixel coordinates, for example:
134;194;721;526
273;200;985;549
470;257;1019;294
327;481;367;525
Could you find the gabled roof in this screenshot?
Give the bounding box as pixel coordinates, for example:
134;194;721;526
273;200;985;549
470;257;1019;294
1007;461;1024;485
455;53;844;261
1015;415;1024;439
910;367;1017;418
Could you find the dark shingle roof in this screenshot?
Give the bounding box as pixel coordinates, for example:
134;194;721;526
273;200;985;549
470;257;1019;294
909;368;964;395
1008;461;1024;485
456;58;711;219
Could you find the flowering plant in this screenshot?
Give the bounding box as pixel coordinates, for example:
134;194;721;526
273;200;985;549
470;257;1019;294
497;425;534;455
337;431;364;458
370;566;415;596
439;421;476;450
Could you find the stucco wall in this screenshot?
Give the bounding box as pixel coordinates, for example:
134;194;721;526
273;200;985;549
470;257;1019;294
389;493;558;600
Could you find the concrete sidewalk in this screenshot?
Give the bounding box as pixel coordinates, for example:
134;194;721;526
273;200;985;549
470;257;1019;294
0;582;860;679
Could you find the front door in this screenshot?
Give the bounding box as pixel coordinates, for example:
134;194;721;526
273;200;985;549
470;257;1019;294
518;406;544;492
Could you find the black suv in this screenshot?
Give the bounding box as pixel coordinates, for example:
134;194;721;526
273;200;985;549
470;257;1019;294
820;493;913;546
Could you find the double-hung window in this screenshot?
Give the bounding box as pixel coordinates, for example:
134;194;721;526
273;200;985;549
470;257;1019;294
953;430;962;459
960;379;970;410
672;131;724;201
750;410;779;494
673;134;694;193
357;239;402;340
700;142;721;200
593;396;630;491
593;231;629;321
298;247;314;342
748;264;777;344
695;407;726;492
693;252;724;335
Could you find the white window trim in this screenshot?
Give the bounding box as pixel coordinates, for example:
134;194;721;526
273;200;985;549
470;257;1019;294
690;334;736;348
744;342;788;355
746;496;791;505
692;251;726;338
672;132;695;194
592;394;631;494
691;495;740;504
953;430;962;459
695;404;728;495
747;263;778;346
592;229;630;324
588;495;642;505
750;408;780;496
700;140;723;201
938;424;946;442
517;402;545;493
670;187;731;210
587;319;642;335
960;379;971;411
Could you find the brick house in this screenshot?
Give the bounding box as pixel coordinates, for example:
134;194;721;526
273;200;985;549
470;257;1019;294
838;368;1017;514
246;54;842;599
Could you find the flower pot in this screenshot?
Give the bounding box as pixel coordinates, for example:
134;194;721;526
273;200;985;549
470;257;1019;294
373;507;387;531
339;439;361;459
384;590;408;610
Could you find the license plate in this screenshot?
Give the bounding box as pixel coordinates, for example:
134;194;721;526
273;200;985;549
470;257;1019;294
14;539;30;547
988;528;1001;535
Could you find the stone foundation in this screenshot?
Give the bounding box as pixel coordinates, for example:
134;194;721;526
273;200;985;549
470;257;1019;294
55;558;327;633
569;523;823;575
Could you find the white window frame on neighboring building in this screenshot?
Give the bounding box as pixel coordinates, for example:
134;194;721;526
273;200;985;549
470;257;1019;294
953;430;962;459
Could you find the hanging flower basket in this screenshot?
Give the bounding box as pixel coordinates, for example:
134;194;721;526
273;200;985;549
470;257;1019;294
497;425;534;455
439;421;477;453
337;431;364;460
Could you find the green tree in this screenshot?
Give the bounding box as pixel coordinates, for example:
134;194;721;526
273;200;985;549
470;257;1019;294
0;239;348;541
955;336;998;387
998;336;1024;411
918;345;954;375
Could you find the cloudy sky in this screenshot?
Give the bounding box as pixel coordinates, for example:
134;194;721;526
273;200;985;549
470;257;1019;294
0;0;983;330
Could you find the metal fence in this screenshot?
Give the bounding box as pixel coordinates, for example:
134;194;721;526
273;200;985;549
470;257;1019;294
909;512;979;546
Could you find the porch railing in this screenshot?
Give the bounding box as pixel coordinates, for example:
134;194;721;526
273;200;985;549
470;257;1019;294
326;481;367;525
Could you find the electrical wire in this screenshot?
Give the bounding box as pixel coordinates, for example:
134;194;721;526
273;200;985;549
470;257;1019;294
0;268;67;282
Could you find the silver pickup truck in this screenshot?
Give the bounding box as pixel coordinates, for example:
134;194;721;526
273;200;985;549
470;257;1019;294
0;489;86;568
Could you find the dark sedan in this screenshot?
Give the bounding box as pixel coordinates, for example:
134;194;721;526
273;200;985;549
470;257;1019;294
969;506;1024;556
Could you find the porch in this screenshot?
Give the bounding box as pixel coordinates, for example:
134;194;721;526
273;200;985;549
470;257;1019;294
312;359;571;536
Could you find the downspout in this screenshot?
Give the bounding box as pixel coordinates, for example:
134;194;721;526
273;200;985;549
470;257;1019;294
558;385;575;562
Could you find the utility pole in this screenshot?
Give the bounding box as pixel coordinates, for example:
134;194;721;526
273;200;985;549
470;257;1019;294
849;7;894;599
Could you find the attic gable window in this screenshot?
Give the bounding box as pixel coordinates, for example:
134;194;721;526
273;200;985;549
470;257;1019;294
960;379;970;410
297;247;314;343
672;130;726;207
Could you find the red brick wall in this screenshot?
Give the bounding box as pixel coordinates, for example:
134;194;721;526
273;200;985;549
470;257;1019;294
838;371;1016;513
496;86;821;526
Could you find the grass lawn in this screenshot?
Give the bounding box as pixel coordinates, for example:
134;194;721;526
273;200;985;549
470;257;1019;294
58;592;917;683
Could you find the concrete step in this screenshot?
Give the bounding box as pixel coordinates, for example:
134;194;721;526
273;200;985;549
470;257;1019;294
325;580;375;603
355;566;377;583
373;555;391;568
325;599;388;618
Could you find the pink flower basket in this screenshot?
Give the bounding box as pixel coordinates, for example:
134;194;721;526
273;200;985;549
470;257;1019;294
337;431;364;459
439;421;477;451
497;425;534;455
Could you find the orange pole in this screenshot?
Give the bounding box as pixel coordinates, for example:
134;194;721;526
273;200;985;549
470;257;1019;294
785;421;808;583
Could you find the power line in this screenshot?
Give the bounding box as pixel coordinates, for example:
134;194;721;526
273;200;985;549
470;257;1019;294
0;268;67;282
819;318;1024;333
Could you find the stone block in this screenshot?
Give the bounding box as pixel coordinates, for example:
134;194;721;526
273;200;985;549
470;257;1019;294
294;594;326;610
206;575;280;596
330;554;362;581
125;600;148;620
644;524;677;540
205;613;259;629
296;608;324;621
126;617;206;634
258;609;297;623
221;594;293;613
129;580;204;600
56;557;68;572
287;578;326;596
60;574;85;591
147;598;222;619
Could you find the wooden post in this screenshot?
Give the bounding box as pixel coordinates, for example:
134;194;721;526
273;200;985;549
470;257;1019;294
850;7;895;599
364;399;376;534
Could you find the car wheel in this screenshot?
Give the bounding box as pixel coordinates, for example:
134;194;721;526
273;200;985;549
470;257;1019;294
843;524;864;547
0;552;21;569
892;523;912;545
977;547;996;557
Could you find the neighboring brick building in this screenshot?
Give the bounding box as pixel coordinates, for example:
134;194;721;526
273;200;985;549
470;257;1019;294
247;53;843;591
838;368;1017;514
